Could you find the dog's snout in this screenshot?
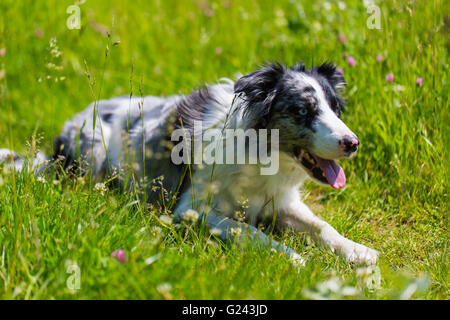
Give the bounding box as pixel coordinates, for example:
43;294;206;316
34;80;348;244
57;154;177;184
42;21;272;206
339;136;359;153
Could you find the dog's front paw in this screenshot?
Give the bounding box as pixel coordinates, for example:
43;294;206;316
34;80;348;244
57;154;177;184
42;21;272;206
341;241;378;265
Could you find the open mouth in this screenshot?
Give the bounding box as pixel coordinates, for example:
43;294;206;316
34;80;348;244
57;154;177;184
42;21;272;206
293;147;346;189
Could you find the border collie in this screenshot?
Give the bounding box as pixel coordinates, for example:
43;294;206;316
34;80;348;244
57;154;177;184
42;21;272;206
1;62;378;265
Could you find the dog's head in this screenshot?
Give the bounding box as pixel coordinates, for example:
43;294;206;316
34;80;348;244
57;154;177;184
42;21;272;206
234;62;358;189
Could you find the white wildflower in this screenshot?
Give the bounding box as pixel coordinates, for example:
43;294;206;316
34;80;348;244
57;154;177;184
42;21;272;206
304;276;360;300
159;215;173;225
341;286;358;296
289;252;306;267
151;226;162;235
206;240;217;247
132;162;141;171
209;228;222;237
156;283;172;299
94;182;107;195
137;227;146;234
37;176;46;184
231;227;242;236
144;253;162;265
356;266;382;291
319;278;340;293
338;1;346;10
182;209;199;223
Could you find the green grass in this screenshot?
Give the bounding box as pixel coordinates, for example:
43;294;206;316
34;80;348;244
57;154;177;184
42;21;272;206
0;0;448;299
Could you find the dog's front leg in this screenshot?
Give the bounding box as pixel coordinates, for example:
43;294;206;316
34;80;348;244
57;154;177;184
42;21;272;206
278;189;378;265
205;211;306;266
174;196;304;266
207;211;305;261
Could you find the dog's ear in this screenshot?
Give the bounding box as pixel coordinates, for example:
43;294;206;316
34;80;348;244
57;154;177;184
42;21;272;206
234;63;286;121
315;62;346;91
290;61;306;72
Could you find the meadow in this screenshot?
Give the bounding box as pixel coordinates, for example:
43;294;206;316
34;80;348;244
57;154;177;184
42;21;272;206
0;0;448;299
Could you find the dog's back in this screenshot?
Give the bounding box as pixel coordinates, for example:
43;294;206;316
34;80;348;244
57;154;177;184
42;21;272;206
49;81;234;204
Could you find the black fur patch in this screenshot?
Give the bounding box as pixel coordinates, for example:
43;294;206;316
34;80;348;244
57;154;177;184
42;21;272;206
290;61;306;72
234;63;286;126
175;86;220;130
306;62;346;116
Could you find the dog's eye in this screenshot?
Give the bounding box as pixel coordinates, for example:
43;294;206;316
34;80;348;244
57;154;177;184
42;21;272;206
299;108;308;116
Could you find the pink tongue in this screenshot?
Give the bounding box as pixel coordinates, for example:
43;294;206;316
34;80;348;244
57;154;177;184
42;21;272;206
316;158;346;189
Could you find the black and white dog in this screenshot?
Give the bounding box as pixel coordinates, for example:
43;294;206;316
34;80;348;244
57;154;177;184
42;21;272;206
1;62;378;265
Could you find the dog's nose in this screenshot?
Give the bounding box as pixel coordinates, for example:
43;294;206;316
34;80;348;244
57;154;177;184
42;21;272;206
339;136;359;153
